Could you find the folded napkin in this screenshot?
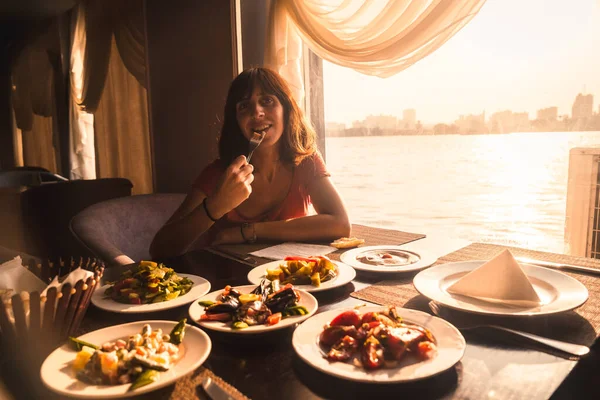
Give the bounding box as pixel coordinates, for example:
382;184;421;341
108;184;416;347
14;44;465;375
41;266;94;297
1;257;95;322
0;256;46;294
0;256;46;322
250;242;336;260
447;249;542;307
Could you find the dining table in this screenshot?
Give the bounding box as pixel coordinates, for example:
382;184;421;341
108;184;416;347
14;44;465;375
2;226;599;400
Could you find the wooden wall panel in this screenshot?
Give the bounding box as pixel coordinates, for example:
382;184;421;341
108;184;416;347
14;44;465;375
145;0;236;193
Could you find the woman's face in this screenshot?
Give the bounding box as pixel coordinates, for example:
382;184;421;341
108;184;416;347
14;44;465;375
235;86;285;148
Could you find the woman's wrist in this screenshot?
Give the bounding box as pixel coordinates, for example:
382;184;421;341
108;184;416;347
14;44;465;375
203;196;226;221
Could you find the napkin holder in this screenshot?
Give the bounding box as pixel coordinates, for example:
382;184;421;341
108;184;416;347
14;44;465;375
0;256;104;362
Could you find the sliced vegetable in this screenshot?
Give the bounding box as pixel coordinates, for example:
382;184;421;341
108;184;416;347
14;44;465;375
232;321;249;329
283;305;309;316
239;293;260;304
267;312;282;325
198;300;216;307
129;369;160;391
69;337;99;351
169;318;187;345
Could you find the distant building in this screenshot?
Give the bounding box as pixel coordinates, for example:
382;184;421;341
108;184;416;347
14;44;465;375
401;109;416;130
488;110;530;133
364;114;397;131
352;120;366;129
455;112;486;135
537;107;558;121
572;93;593;119
325;122;346;137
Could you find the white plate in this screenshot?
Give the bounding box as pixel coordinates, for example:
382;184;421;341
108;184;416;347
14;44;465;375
91;274;211;313
189;284;318;334
40;320;211;399
413;260;589;316
246;260;356;293
292;306;465;383
340;245;438;273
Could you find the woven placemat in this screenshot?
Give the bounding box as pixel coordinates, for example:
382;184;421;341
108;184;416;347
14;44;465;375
351;242;600;347
139;366;249;400
211;224;426;266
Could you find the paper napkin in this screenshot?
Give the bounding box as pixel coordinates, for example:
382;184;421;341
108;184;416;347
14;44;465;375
0;256;46;294
447;249;542;307
41;266;94;297
0;256;46;322
250;242;336;260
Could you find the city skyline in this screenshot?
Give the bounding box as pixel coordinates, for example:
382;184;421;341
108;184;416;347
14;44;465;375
323;0;600;125
326;91;598;129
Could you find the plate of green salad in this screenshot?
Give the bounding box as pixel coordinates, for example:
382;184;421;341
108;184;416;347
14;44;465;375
91;261;211;313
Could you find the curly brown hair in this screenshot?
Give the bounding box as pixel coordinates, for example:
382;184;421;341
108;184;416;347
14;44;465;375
218;67;317;165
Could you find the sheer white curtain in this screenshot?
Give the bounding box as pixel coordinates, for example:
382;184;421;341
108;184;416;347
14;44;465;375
70;2;97;180
266;0;487;102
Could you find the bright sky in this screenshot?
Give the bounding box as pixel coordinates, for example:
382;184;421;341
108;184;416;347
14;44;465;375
323;0;600;125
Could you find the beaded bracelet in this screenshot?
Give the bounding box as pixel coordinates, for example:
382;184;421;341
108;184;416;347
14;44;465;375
202;197;218;222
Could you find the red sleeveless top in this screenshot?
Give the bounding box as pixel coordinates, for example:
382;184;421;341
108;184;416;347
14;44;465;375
192;151;330;246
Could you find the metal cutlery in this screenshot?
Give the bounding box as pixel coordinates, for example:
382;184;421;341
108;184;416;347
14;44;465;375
247;130;266;163
208;246;258;265
516;256;600;276
201;376;234;400
428;301;590;358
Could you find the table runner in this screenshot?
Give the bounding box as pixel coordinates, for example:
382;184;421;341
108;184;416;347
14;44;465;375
351;242;600;347
210;224;426;266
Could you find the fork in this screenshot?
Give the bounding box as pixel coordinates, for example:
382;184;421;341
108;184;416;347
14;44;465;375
247;130;266;163
428;301;590;358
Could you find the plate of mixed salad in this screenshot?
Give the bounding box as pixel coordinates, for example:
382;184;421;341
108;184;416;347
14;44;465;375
189;281;318;334
247;256;356;293
91;261;211;313
40;319;211;398
292;306;465;383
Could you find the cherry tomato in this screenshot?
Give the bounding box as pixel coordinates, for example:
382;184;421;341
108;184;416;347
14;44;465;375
330;310;361;328
267;313;282;325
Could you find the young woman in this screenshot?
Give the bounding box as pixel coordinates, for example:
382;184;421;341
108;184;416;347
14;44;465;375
150;67;350;259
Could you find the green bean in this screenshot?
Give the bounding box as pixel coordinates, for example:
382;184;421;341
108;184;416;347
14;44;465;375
129;369;160;391
69;337;99;351
169;318;187;345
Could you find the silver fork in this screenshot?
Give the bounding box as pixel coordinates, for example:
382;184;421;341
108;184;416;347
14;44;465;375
428;301;589;358
247;130;266;163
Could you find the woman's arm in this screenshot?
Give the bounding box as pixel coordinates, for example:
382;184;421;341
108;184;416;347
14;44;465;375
213;176;351;244
150;156;254;258
149;189;215;259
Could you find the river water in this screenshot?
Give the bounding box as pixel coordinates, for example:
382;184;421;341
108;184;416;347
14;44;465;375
325;131;600;254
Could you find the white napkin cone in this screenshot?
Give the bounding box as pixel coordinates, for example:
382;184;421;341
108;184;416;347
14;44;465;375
447;249;542;307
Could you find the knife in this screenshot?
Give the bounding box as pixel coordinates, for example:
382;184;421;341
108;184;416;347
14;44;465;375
516;256;600;276
201;376;234;400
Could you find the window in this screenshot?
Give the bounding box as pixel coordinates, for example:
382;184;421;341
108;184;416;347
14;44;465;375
321;0;600;254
